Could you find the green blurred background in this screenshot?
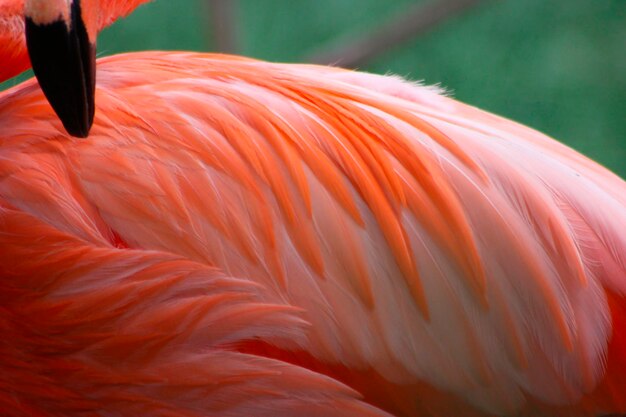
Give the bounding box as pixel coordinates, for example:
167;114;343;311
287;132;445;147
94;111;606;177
4;0;625;177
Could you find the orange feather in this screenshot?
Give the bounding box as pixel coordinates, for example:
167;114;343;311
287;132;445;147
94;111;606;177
1;2;626;416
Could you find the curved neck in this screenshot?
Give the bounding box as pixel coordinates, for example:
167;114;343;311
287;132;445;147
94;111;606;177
0;0;28;83
80;0;152;44
93;0;152;34
0;0;151;84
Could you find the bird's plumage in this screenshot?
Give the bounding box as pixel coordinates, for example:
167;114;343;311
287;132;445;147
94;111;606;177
0;0;28;81
2;1;626;415
2;51;626;416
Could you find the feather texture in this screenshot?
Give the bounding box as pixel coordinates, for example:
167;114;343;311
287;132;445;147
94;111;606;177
1;52;625;416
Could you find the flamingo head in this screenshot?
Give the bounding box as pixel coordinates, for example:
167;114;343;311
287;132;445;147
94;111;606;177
21;0;150;138
25;0;95;137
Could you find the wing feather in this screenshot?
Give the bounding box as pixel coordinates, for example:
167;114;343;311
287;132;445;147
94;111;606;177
2;51;626;415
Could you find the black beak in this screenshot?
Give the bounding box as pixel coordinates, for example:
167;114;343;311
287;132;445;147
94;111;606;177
25;0;95;138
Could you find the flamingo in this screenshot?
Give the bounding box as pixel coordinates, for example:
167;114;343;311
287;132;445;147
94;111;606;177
1;1;625;416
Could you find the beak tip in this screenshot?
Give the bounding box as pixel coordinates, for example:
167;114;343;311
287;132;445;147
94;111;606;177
65;122;92;138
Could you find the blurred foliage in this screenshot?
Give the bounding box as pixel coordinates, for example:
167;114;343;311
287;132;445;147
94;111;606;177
3;0;624;177
102;0;626;178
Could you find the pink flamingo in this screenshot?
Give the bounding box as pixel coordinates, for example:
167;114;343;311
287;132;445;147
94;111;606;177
1;1;625;415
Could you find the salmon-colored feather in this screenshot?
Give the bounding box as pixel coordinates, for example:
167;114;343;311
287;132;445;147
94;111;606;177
1;4;626;416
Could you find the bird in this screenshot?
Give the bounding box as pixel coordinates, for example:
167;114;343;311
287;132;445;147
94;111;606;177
1;0;625;416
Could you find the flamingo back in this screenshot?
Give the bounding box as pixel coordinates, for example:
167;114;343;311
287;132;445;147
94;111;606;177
1;52;625;416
